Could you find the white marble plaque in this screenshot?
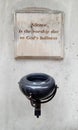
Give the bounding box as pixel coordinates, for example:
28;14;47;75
14;7;64;59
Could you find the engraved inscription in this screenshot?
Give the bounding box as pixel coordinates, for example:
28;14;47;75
14;8;64;59
18;22;59;41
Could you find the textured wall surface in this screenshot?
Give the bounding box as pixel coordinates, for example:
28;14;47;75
0;0;78;130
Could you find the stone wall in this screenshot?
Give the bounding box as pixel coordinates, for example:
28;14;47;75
0;0;78;130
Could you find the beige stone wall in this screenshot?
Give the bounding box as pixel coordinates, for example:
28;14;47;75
0;0;78;130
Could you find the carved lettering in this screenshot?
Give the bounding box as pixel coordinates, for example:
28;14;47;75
19;23;59;41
